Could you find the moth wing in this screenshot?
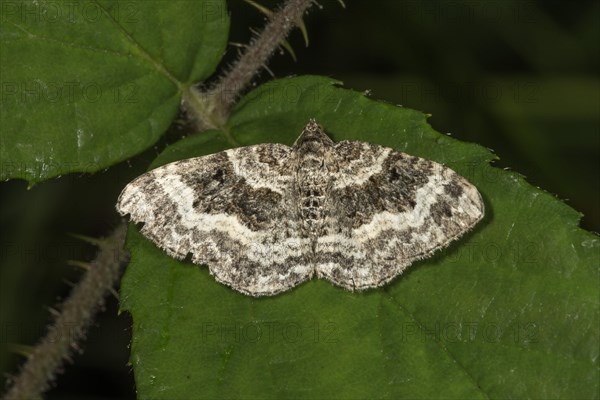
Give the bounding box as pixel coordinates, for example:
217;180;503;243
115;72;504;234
316;141;484;290
117;144;311;296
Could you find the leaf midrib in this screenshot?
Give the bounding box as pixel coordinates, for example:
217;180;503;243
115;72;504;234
93;0;184;91
4;20;131;58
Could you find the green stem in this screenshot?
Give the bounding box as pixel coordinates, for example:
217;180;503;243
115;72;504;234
2;224;129;400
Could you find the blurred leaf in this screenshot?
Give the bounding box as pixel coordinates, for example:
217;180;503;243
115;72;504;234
0;0;229;184
120;76;599;399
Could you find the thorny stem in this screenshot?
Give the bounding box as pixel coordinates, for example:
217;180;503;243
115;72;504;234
2;224;129;400
200;0;315;128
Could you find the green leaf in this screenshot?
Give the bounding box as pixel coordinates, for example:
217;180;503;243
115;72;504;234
0;0;229;184
120;76;599;399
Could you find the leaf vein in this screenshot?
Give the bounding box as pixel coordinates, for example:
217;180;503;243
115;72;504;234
92;0;184;90
384;291;491;399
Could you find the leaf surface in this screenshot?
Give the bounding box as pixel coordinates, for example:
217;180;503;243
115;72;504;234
121;76;599;399
0;0;229;183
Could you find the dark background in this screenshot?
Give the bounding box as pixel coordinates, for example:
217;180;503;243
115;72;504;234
1;0;598;398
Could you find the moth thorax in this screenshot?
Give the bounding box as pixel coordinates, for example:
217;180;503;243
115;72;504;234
296;158;329;237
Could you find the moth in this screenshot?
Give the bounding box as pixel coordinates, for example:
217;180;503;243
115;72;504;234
117;119;484;296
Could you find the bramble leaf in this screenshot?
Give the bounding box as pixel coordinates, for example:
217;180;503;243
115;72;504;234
0;0;229;184
121;76;599;399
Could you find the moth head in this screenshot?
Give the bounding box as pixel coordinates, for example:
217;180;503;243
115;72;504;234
293;119;334;151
